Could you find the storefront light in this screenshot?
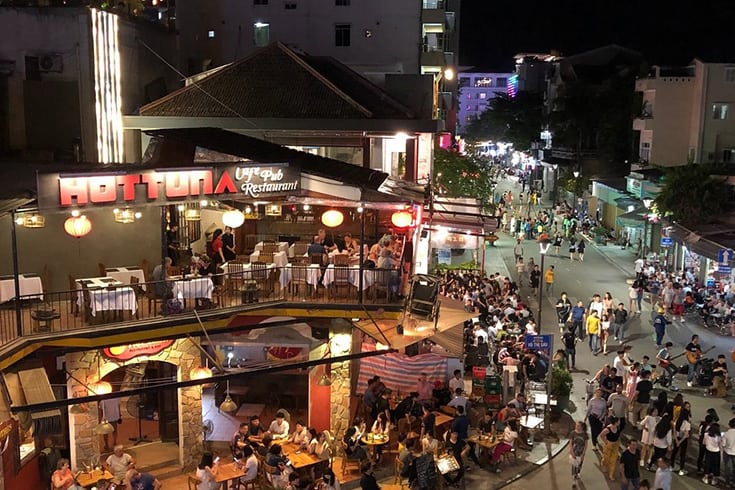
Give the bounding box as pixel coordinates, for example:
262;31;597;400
391;210;413;229
89;380;112;395
329;333;351;355
321;209;344;228
222;209;245;228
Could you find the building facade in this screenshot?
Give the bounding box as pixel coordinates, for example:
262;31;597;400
633;60;735;167
455;71;512;135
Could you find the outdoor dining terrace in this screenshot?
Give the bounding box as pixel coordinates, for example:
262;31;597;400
0;265;405;347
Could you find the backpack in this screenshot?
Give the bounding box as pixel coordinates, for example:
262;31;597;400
165;298;183;315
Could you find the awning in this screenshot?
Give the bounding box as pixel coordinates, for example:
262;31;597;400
615;208;646;229
668;223;735;263
614;196;640;210
3;367;61;435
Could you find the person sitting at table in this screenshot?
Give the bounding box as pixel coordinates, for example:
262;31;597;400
248;415;265;444
318;228;338;253
494;403;519;433
320;467;341;490
268;411;290;440
231;422;250;458
266;444;292;487
359;462;380;490
286;472;312;490
51;458;82;490
343;233;358;255
103;445;134;484
125;467;162;490
478;410;495;435
343;417;368;461
288;420;309;446
195;452;219;490
508;393;532;448
370;412;391;461
237;445;259;485
422;431;439;458
307;428;331;460
489;420;520;472
446;387;468;411
152;258;174;300
257;434;274;458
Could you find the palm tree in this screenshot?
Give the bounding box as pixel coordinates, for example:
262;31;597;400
655;163;730;226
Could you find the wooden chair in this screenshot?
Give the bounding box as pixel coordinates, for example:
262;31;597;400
167;265;182;277
140;258;151;281
187;475;201;490
130;276;143;318
262;243;278;254
371;269;393;302
290;265;311;299
68;275;79;316
310;254;325;265
339;440;361;476
333;254;350;266
225;261;246;294
292;243;308;256
243;263;268;301
261;461;280;487
258;252;274;264
244;235;257;254
290;255;308;265
235;254;251;264
329;266;352;299
98;262;106;277
501;437;518;465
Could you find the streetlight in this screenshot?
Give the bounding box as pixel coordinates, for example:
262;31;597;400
433;67;455;119
642;198;653;257
537;236;552;332
573;170;580;178
552;164;558;204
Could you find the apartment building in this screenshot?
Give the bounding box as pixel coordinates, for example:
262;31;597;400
455;71;511;134
633;59;735;166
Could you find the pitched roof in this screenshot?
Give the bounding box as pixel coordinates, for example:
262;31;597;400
139;42;416;120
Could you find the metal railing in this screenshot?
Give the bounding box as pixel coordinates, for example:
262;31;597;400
0;266;404;347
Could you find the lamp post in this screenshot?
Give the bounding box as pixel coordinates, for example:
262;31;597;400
537;238;552;333
433;68;455;120
551;164;558;206
642;198;653;257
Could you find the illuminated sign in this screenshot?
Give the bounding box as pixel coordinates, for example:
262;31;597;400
37;163;300;210
102;340;175;361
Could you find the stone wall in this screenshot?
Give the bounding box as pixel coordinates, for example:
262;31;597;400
329;360;351;440
66;338;203;470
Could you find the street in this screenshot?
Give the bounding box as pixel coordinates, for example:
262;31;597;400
484;175;735;489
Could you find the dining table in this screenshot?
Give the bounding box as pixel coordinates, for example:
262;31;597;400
432;412;454;428
190;461;245;490
255;241;289;253
105;266;147;291
0;273;44;303
360;433;390;461
250;250;289;267
283;263;322;289
76;468;114;488
171;276;214;300
281;442;326;470
321;264;374;290
75;277;137;317
466;432;502;451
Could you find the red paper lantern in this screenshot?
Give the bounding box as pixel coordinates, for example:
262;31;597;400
64;216;92;238
391;211;413;228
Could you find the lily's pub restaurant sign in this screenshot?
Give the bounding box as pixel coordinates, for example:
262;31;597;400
36;163;300;210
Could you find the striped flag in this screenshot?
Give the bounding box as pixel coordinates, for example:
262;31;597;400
358;343;448;394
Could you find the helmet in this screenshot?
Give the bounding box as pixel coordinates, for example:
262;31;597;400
657;307;665;314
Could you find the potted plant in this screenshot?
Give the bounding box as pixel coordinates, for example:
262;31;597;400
592;225;608;245
549;366;573;416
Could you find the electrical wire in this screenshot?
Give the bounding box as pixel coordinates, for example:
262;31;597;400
136;38;256;127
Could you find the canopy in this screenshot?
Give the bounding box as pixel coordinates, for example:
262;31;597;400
615;208;646;228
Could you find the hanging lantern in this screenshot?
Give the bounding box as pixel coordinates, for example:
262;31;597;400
222;209;245;228
321;209;344;228
189;365;213;381
64;215;92;238
88;380;112;395
391;210;413;228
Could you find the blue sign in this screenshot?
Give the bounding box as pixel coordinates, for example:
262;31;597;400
718;248;734;264
524;335;553;356
660;237;673;247
718;266;732;275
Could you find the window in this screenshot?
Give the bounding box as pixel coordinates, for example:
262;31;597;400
284;1;296;8
726;67;735;82
713;103;729;120
724;149;735;163
466;93;472;99
465;104;472;111
478;92;487;99
496;77;507;87
639;142;651;162
336;0;350;5
458;77;470;88
253;22;270;47
254;0;268;4
207;30;215;38
335;23;351;47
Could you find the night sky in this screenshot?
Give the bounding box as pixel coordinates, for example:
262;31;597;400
460;0;735;71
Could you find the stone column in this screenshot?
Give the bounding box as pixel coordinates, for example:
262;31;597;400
329;360;351;439
66;350;101;469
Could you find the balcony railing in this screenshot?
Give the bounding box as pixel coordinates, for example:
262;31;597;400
0;266;404;347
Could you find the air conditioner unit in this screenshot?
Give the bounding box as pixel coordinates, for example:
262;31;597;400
34;54;63;73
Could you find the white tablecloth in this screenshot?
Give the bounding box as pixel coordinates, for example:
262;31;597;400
0;274;44;303
87;287;137;317
322;265;374;290
283;264;321;288
250;250;288;267
173;277;214;299
76;277;123;307
106;267;147;291
255;241;289;253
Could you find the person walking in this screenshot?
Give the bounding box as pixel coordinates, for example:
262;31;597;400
618;439;641;490
612;303;629;342
513;239;524;262
571;300;586;340
576;239;586;261
648;414;672;470
544;265;555;297
702;422;722;485
722;417;735;487
556;292;572;333
652;307;669;348
562;327;579;369
599;416;622;481
569;421;588;487
553;233;563;256
515;257;527;287
568;235;577;260
653;457;673;490
585;310;600;355
586;389;607;448
530;265;541;297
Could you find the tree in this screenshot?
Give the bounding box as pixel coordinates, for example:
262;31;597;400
654;163;730;226
463;93;544;149
432;148;496;211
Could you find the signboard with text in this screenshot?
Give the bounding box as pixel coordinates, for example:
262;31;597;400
102;340;175;361
524;335;553;356
37;163;301;211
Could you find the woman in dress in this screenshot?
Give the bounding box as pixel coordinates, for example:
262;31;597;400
568;421;588;486
670;408;691;475
603;292;615;316
195;452;220;490
638;407;659;468
600;313;611;355
489;420;519;472
702;422;722;485
648;414;672;470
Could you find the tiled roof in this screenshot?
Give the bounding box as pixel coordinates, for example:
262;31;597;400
140;42;416;120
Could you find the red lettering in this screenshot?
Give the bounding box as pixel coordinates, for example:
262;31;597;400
59;178;89;206
188;170;213;196
140;172;164;199
214;171;237;194
117;174;140;201
164;171;191;198
89;176;118;204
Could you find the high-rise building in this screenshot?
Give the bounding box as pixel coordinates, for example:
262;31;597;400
455;71;512;135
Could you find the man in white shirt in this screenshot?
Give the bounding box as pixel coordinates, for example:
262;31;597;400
268;411;290;440
104;445;134;484
239;445;259;483
634;258;644;277
446;388;468;411
513;240;524;262
723;417;735;487
288;421;309;445
448;370;465;394
473;325;488;346
588;294;605;318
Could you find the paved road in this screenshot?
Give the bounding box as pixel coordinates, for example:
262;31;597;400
487;175;734;489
